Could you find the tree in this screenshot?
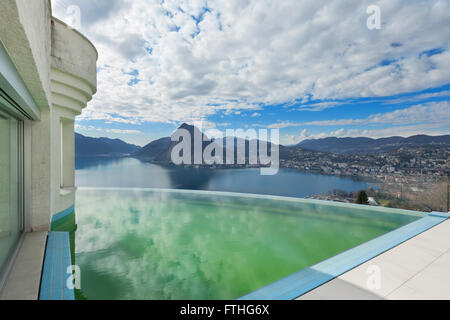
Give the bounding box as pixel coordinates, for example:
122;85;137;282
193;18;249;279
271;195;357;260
355;190;369;205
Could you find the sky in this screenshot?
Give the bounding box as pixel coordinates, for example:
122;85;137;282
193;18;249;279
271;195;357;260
52;0;450;146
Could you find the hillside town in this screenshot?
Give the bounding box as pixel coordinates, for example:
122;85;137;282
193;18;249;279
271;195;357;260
280;145;450;181
281;146;450;212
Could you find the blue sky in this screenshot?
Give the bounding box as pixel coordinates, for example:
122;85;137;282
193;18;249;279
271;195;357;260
52;0;450;146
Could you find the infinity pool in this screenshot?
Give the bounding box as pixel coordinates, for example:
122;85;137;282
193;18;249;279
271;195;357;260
72;188;422;300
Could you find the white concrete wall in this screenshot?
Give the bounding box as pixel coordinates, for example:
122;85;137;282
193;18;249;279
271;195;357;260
0;1;97;231
51;18;97;92
51;106;76;215
61;119;75;189
50;18;97;220
30;109;53;231
0;0;53;231
0;0;52;111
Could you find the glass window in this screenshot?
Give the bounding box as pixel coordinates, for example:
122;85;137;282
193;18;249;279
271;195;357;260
0;107;21;272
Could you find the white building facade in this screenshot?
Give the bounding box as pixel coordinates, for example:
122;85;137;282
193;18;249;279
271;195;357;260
0;0;97;295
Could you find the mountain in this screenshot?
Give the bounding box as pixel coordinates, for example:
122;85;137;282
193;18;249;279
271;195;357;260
132;137;171;160
133;123;280;164
134;123;223;164
153;123;214;163
296;135;450;154
75;133;141;157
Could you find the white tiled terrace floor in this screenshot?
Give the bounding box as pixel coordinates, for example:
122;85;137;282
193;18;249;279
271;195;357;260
297;219;450;300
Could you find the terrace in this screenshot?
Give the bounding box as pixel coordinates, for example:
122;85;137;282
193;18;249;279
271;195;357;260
3;188;448;300
299;218;450;300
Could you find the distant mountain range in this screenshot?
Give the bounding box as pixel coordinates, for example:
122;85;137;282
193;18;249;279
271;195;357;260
75;128;450;160
295;135;450;154
75;133;141;157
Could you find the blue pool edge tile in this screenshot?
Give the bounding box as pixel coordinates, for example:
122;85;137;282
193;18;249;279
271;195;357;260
430;211;450;219
239;212;449;300
39;232;75;300
51;205;75;226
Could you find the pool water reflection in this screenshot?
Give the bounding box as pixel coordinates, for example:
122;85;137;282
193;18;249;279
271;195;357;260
71;188;422;300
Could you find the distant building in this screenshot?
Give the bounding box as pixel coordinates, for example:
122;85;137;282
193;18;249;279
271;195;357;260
368;197;378;206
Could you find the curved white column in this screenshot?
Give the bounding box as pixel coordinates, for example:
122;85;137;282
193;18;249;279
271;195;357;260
50;18;97;220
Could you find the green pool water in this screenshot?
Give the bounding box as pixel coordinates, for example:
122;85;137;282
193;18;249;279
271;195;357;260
72;188;422;300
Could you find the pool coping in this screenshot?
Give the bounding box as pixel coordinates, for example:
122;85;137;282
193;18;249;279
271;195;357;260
239;212;449;300
39;232;75;300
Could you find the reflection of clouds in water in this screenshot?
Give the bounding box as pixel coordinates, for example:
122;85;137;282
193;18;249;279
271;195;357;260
75;189;418;299
76;190;281;298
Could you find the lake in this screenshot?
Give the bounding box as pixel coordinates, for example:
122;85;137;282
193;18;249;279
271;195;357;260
75;157;372;198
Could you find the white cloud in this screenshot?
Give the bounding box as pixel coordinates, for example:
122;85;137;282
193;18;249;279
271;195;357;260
75;124;142;135
280;101;450;144
53;0;450;125
295;101;346;112
303;101;450;127
384;90;450;104
282;122;450;145
268;121;302;129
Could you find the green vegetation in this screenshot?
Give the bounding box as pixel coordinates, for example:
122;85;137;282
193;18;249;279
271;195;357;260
355;190;369;205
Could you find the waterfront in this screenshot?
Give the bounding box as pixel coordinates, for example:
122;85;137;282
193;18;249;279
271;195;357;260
75;157;372;198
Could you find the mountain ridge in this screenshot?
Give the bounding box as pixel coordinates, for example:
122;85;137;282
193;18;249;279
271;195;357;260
75;132;141;157
76;128;450;159
295;134;450;154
